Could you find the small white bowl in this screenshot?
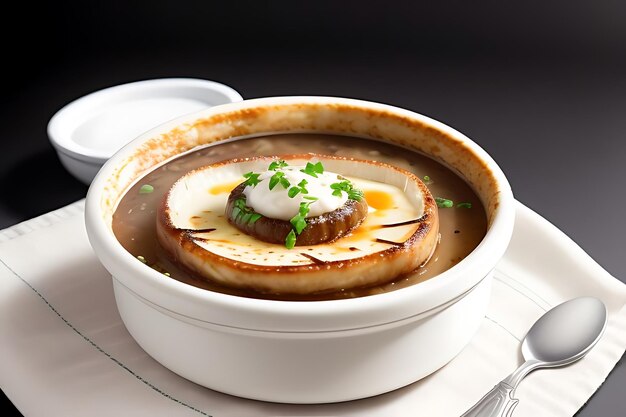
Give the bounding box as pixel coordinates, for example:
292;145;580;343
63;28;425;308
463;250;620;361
48;78;243;184
86;97;515;403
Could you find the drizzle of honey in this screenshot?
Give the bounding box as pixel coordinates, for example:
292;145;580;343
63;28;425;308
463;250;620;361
208;180;241;195
364;190;394;210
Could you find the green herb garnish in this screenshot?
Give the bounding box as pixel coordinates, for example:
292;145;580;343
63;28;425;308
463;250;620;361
249;213;262;223
269;171;291;190
268;160;288;171
232;196;263;224
289;202;311;234
244;160;288;189
287;179;309;198
423;175;431;183
300;161;324;178
435;197;454;208
285;229;297;249
139;184;154;194
434;197;472;209
290;214;308;235
231;197;245;219
243;172;261;187
234;197;246;210
330;180;364;201
285;200;317;248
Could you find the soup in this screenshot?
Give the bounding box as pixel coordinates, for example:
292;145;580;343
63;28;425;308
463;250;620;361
112;133;487;301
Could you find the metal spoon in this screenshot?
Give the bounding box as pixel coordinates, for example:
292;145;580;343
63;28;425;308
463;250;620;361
461;296;607;417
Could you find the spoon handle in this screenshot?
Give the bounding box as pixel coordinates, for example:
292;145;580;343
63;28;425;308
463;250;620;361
460;381;519;417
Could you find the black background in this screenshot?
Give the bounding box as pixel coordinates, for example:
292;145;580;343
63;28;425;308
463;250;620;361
1;1;624;415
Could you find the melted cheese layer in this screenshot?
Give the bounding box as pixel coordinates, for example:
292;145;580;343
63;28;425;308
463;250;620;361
158;155;438;295
180;176;418;266
165;157;425;267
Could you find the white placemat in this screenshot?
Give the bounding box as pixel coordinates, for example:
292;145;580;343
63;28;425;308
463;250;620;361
1;200;625;417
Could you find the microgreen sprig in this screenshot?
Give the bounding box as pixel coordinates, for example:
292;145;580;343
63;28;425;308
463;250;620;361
284;199;320;249
288;179;309;198
232;196;262;224
283;201;314;250
300;161;324;178
268;160;288;171
330;180;364;201
243;172;261;187
290;201;313;234
435;197;454;208
285;230;297;249
269;171;291;190
244;160;289;189
434;197;472;209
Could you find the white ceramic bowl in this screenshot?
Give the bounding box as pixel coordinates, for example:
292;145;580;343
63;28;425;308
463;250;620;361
85;97;515;404
48;78;243;184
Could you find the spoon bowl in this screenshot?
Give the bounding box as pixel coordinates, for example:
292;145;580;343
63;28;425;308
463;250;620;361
522;296;607;365
462;296;607;417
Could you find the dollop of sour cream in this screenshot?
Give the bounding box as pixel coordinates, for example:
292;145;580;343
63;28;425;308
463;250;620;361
243;166;348;220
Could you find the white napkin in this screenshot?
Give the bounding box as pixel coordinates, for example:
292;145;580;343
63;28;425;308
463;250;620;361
1;200;625;417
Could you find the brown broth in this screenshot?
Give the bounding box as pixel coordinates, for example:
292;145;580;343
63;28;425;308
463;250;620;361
112;134;487;301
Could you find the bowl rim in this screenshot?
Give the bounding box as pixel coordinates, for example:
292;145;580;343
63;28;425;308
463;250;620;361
47;77;244;163
85;96;515;332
